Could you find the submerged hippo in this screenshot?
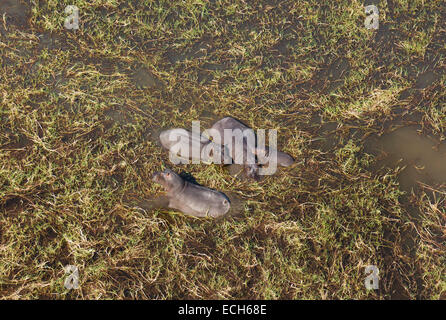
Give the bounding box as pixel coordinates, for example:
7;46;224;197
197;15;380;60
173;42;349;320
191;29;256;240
152;168;231;218
159;128;231;164
209;116;294;179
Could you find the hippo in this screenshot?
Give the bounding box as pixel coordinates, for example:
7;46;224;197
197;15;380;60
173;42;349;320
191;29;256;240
159;128;231;164
152;168;231;218
209;116;294;179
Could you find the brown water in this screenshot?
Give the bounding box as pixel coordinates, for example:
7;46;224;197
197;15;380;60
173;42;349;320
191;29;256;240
364;125;446;299
365;126;446;193
0;0;29;26
223;191;245;218
132;66;164;89
414;70;440;89
226;164;254;182
324;57;351;92
165;40;212;64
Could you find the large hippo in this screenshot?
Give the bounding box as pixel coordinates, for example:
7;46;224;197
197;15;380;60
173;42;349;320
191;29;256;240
159;128;231;165
209;116;294;179
152;168;231;218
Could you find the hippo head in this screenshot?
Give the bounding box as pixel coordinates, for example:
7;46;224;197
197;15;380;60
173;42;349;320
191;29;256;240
221;196;231;215
209;194;231;218
152;169;184;192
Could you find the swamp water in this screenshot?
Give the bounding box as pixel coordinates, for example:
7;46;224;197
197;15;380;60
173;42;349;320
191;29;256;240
365;126;446;194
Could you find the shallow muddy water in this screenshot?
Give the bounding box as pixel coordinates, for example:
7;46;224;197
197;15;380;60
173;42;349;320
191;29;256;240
414;70;440;89
0;0;29;26
365;126;446;193
132;66;164;89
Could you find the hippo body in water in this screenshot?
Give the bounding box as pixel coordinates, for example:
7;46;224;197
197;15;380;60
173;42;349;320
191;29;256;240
159;128;231;164
209;117;294;179
209;117;260;179
152;169;231;218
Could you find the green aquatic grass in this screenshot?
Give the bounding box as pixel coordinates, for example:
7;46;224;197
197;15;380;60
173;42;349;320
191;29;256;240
0;0;445;299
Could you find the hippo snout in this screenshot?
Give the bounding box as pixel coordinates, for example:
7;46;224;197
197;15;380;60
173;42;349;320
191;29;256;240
152;171;161;182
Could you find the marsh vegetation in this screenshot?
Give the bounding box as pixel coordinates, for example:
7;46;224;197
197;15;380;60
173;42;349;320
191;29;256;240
0;0;445;299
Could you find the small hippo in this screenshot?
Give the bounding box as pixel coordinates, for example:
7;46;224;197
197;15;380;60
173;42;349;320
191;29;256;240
152;168;231;218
